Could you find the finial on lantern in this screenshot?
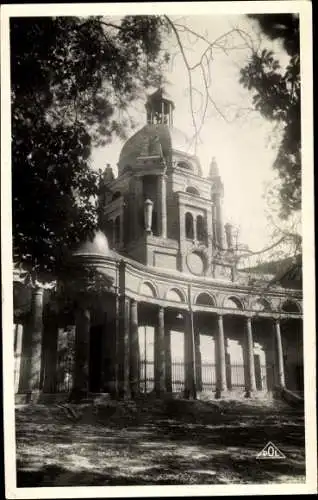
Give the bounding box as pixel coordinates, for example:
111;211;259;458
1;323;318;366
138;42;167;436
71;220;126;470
103;163;114;183
209;157;219;178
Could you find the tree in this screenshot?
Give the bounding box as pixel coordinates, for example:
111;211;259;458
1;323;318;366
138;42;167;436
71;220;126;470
11;15;167;277
239;14;300;219
12;14;302;281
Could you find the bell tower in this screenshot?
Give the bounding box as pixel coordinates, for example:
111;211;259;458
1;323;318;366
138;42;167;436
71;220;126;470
145;87;175;126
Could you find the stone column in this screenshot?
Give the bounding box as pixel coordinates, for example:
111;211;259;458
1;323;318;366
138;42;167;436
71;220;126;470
130;300;139;397
215;196;225;250
215;314;227;397
274;319;286;388
25;286;44;398
184;311;196;399
14;323;24;394
245;316;256;397
118;296;130;398
158;174;167;238
131;176;142;240
72;307;90;399
113;294;120;397
164;325;172;392
194;317;202;392
155;306;166;396
206;207;214;254
120;204;124;247
178;200;186;271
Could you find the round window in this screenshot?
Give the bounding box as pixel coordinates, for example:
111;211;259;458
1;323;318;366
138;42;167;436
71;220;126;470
187;252;206;276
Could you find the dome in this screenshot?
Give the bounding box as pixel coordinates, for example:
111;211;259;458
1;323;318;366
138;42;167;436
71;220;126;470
73;230;110;256
118;124;196;174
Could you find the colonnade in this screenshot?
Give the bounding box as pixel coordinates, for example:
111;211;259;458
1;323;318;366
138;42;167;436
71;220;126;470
15;286;291;400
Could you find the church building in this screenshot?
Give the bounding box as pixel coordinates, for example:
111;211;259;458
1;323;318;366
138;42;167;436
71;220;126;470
13;88;303;402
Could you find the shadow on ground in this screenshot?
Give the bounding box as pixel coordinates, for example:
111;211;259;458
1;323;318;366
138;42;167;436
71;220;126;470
15;398;305;486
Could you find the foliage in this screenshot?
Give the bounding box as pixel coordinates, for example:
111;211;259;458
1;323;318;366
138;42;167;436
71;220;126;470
239;14;301;219
11;16;166;275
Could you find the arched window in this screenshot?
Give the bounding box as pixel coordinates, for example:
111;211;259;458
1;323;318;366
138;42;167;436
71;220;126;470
114;216;120;245
196;215;206;242
177;161;192;171
166;288;185;302
112;191;121;201
196;292;215;306
140;282;157;298
185;212;194;239
186;186;200;196
281;300;300;313
223;296;243;310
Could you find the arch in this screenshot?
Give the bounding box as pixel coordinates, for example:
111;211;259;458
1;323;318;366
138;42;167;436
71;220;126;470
195;292;216;307
223;296;244;310
139;280;158;298
185;212;194;239
186;186;200;196
166;287;186;303
177;160;193;171
251;297;272;312
196;214;206;242
281;299;301;313
112;191;121;201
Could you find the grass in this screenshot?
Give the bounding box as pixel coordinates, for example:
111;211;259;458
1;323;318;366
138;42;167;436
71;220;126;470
15;397;305;486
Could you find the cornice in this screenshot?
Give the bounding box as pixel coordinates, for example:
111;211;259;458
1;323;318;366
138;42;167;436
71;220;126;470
68;252;303;301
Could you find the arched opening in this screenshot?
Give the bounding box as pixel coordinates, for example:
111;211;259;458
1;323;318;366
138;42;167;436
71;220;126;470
186;186;200;196
281;300;301;313
177;161;192;171
185;212;194;239
223;296;243;310
196;215;206;242
196;292;215;307
139;282;157;298
112;191;121;201
114;216;120;245
166;288;185;303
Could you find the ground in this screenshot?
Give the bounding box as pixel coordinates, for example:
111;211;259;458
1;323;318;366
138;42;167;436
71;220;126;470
15;397;305;487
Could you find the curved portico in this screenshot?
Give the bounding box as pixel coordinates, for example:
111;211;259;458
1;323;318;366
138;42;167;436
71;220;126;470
13;87;303;403
14;246;302;402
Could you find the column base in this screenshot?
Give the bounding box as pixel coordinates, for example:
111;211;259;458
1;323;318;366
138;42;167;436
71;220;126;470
183;388;197;400
244;389;257;399
15;391;42;404
69;388;89;403
215;388;231;399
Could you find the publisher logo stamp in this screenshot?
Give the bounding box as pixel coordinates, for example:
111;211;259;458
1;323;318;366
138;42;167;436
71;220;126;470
256;441;286;459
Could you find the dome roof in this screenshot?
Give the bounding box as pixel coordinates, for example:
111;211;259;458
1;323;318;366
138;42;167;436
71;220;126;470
73;230;110;256
118;124;195;173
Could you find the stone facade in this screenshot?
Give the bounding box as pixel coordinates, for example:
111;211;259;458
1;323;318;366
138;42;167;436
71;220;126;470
13;88;303;402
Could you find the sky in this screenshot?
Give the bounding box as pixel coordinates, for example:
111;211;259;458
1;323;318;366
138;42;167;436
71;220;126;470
91;14;291;254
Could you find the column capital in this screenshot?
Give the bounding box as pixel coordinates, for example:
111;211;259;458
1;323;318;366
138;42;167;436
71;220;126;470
32;285;45;295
